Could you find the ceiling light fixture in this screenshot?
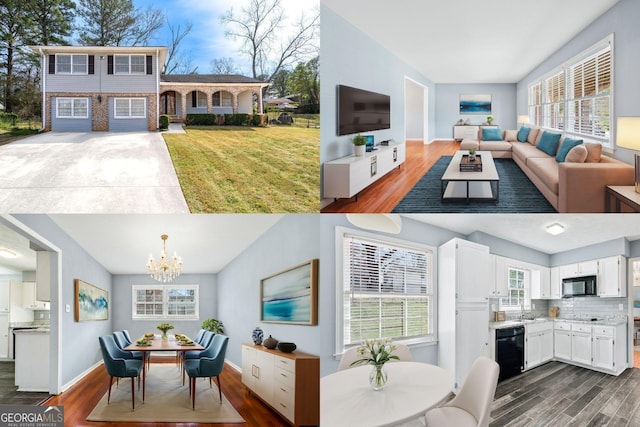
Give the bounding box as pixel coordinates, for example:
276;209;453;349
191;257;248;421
147;234;183;283
545;223;565;236
346;214;403;234
0;248;17;258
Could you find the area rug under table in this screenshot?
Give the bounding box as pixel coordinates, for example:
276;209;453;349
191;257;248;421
392;156;556;213
86;364;245;423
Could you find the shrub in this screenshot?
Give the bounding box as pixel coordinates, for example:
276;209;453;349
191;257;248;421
0;112;19;127
186;114;216;126
251;114;267;126
186;113;265;127
159;115;170;130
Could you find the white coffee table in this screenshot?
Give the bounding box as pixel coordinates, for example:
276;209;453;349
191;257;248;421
321;362;453;427
441;150;499;202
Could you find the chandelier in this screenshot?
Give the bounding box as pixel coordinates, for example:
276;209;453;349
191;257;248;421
147;234;183;283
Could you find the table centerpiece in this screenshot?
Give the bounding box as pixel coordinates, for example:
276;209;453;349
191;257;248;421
350;338;399;390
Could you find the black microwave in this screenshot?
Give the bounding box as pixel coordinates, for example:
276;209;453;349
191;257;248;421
562;275;597;297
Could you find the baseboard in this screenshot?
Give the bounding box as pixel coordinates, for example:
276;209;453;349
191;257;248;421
320;198;334;209
61;360;103;392
225;359;241;373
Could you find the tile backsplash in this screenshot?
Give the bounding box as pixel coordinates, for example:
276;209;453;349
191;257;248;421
549;297;627;320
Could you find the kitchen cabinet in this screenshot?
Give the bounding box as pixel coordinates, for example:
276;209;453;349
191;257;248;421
14;329;50;391
554;322;572;361
438;238;490;392
571;324;592;366
241;344;319;426
0;280;9;312
550;267;562;299
558;260;598;279
530;267;551;300
22;282;49;310
0;313;8;358
592;324;626;374
598;256;626;297
36;251;51;302
491;256;509;297
525;321;553;370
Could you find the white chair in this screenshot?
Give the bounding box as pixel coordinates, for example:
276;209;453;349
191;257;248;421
424;357;499;427
392;343;413;362
337;347;361;371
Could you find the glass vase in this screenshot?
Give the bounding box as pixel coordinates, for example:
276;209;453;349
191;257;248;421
369;364;388;390
161;331;168;340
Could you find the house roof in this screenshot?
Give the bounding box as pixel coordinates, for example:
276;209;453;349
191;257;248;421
29;45;168;71
160;74;268;86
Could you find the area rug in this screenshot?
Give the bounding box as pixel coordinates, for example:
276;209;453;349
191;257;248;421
392;156;556;213
86;364;245;423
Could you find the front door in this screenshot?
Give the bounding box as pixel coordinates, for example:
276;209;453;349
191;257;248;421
160;91;176;115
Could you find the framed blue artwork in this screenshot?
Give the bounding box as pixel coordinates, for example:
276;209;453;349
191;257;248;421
261;259;318;325
460;94;492;114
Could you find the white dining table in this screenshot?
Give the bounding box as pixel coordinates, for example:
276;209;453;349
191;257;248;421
321;361;454;427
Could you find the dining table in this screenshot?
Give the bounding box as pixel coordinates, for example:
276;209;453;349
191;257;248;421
123;336;204;401
321;361;454;427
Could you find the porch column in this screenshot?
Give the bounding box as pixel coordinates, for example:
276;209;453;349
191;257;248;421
180;92;188;120
232;93;239;114
206;90;213;114
258;89;263;114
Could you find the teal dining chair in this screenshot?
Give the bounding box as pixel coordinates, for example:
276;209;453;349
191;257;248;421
184;334;229;409
98;335;144;410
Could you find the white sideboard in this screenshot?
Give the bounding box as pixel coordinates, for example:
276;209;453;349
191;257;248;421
453;125;480;141
323;141;406;200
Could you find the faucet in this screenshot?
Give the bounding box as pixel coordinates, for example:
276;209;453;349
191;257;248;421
520;302;525;320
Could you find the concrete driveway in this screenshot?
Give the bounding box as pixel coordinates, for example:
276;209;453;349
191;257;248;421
0;132;189;213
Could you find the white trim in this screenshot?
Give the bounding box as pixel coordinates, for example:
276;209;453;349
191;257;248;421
61;360;103;392
114;54;147;75
40;49;46;130
55;54;88;75
131;284;199;320
114;97;147;119
404;76;430;145
55;97;89;119
225;359;241;373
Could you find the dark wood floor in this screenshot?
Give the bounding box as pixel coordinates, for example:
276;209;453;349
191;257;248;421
321;139;459;213
42;356;289;427
491;362;640;427
0;361;51;405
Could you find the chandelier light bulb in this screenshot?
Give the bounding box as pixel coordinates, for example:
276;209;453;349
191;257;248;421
147;234;182;282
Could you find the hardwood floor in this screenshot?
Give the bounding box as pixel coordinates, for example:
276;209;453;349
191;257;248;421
42;356;289;427
321;139;459;213
491;361;640;426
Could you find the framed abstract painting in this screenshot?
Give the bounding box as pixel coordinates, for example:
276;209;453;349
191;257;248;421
260;259;319;325
75;279;109;322
460;94;492;114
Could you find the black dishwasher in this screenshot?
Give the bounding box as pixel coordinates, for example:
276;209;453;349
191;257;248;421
495;326;525;381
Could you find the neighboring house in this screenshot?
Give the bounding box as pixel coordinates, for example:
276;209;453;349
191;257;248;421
30;46;269;132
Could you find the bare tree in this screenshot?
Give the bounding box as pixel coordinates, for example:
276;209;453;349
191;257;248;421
210;57;239;74
128;6;164;46
221;0;318;82
164;20;198;74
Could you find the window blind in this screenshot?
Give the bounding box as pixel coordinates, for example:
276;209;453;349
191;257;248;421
342;234;433;346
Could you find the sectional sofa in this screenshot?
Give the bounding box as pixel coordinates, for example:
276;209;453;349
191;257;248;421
460;127;634;212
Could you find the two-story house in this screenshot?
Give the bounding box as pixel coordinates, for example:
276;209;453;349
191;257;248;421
30;46;269;132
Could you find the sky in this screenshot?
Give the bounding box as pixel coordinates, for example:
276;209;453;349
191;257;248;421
133;0;319;75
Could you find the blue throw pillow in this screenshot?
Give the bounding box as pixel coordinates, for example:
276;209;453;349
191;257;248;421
536;131;563;157
555;137;584;162
517;126;530;142
482;128;502;141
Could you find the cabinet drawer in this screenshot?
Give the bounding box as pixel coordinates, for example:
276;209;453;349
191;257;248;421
554;321;571;331
275;366;295;388
274;385;295;422
526;321;553;334
274;355;295;373
571;323;592;333
593;326;615;336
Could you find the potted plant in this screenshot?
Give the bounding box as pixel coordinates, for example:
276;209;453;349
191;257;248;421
350;338;399;390
469;148;477;161
202;318;224;334
352;134;367;157
486;115;494;125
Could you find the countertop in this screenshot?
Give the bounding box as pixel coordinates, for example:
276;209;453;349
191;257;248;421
490;317;627;329
12;328;50;334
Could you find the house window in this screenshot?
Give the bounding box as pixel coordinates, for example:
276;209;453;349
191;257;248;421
56;98;88;118
212;91;233;107
56;54;88;74
499;267;529;310
132;284;199;320
337;228;435;355
114;98;146;118
527;35;613;149
114;55;146;74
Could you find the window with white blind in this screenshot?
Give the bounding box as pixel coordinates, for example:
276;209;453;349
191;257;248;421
337;229;435;354
114;98;146;118
114;54;146;74
499;267;529;310
527;35;613;149
132;284;199;320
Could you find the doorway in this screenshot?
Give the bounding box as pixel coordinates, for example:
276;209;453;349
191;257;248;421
630;257;640;368
404;77;429;144
160;91;177;115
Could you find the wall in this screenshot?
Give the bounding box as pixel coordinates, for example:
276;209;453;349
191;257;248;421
467;231;549;266
11;215;112;391
551;238;628;266
320;4;436;204
516;0;640;163
216;215;321;372
435;84;517;138
405;79;424;140
111;274;217;340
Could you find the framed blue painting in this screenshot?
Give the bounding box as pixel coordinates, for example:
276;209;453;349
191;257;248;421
261;259;318;325
75;279;109;322
460;94;492;114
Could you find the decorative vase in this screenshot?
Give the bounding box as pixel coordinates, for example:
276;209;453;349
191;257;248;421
263;335;278;349
369;364;388;390
252;327;264;345
469;153;476;162
161;331;168;340
354;145;365;157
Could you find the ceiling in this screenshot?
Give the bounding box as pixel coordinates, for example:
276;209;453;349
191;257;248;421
322;0;620;83
0;223;36;275
405;214;640;254
49;215;284;275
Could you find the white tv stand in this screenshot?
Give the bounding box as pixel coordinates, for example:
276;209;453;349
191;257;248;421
323;141;406;200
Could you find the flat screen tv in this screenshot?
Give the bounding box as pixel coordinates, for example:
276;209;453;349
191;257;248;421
337;85;390;136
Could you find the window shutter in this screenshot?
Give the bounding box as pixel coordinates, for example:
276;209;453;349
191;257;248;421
107;55;113;74
146;55;153;75
48;55;55;74
192;92;197;108
88;55;95;75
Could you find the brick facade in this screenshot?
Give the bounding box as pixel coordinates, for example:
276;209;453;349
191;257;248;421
45;92;158;131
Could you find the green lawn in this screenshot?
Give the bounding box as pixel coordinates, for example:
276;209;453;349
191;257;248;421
0;119;40;146
163;126;319;213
